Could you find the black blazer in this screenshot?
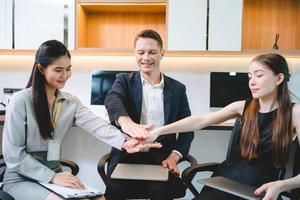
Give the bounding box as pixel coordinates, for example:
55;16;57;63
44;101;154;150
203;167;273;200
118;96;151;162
105;71;194;169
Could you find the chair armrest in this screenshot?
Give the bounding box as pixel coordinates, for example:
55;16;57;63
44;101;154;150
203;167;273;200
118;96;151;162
60;160;79;176
0;191;14;200
97;153;111;186
182;162;220;183
180;154;198;166
181;162;221;197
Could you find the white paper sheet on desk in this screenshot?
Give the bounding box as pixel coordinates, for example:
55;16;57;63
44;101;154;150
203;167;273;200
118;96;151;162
40;182;102;199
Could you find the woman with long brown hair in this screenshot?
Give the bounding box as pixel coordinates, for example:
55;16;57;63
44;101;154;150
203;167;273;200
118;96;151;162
2;40;160;200
150;53;300;200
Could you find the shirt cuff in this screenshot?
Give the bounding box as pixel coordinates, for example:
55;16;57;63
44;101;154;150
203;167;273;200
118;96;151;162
172;150;182;159
115;118;120;127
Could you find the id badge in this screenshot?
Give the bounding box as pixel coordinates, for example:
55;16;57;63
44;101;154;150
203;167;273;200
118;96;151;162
47;138;61;161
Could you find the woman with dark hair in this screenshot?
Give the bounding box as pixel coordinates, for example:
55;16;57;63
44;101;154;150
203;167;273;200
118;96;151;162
150;53;300;200
2;40;160;200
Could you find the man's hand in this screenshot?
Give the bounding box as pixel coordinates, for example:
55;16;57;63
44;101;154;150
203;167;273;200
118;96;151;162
122;138;162;153
51;172;85;189
162;152;181;177
118;116;153;139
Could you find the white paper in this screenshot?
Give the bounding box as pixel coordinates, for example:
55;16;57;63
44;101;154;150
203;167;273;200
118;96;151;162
40;182;102;198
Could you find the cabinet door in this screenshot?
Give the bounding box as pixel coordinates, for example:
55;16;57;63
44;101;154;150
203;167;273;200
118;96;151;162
0;0;12;49
208;0;243;51
14;0;74;49
167;0;207;51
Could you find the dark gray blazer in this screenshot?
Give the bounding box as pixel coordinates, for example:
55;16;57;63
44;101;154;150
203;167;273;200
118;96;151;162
105;71;194;169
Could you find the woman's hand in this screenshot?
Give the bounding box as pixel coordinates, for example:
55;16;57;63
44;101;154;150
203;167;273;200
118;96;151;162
254;180;284;200
51;172;85;189
148;128;161;140
122;138;162;153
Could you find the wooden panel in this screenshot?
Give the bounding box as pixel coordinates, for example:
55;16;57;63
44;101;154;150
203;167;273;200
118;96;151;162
76;4;88;48
87;12;166;48
76;2;166;48
242;0;300;50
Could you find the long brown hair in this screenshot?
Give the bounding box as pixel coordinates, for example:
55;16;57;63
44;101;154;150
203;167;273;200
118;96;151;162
240;53;293;167
26;40;71;139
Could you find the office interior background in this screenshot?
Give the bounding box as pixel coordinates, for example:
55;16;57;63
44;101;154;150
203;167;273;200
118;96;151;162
1;0;300;199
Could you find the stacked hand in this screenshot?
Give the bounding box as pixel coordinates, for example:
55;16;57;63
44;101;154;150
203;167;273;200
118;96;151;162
123;138;162;153
118;117;181;176
118;116;153;139
119;116;161;153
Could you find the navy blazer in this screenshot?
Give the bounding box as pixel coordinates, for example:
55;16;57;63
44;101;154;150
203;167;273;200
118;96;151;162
105;71;194;168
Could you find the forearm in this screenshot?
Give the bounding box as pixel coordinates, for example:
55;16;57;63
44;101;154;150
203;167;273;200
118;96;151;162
105;94;129;123
75;102;126;150
175;131;194;157
155;116;203;136
279;174;300;192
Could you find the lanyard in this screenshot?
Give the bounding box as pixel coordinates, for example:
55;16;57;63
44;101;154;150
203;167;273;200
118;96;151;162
51;99;63;129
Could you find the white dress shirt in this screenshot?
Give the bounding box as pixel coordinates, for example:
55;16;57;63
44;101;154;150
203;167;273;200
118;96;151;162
140;73;182;158
140;73;165;130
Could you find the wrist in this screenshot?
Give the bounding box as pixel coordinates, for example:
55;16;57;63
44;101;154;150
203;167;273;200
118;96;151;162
170;152;181;163
279;179;292;192
117;116;131;127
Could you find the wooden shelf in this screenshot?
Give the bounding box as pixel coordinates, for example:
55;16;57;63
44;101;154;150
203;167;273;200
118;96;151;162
76;1;167;49
242;0;300;50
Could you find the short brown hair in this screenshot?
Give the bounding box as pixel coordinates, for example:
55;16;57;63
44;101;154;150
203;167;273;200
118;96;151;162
134;29;163;49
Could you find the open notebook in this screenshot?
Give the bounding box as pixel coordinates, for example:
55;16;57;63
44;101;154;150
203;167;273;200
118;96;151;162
40;182;103;199
198;176;263;200
111;163;169;181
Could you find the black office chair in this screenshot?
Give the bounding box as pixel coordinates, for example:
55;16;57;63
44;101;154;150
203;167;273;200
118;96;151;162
0;154;79;200
97;153;198;199
181;118;300;199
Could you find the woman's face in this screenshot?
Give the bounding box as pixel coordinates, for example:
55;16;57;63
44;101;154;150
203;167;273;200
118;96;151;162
248;61;283;99
40;55;72;90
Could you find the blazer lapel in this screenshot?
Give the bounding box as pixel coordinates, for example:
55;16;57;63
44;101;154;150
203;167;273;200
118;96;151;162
163;76;173;124
133;72;142;121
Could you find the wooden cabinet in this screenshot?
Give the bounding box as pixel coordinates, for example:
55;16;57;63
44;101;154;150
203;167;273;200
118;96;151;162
14;0;75;49
0;0;75;50
208;0;243;51
2;0;300;51
76;1;166;49
242;0;300;50
167;0;207;51
0;0;12;49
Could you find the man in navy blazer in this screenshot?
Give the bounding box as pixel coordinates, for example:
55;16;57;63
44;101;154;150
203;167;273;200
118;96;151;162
104;29;194;200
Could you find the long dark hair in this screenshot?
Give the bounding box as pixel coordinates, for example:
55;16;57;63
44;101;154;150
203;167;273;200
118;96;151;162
240;53;293;167
26;40;71;139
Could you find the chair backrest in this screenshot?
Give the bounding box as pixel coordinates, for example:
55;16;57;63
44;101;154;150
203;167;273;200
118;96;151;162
279;136;300;200
291;138;300;199
0;155;5;183
225;118;242;160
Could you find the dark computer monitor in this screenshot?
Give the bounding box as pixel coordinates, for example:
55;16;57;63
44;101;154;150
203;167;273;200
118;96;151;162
91;70;132;105
210;72;252;110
